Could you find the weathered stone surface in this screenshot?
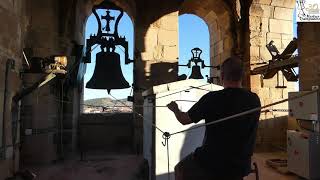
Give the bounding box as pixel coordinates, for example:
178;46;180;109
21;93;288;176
250;4;274;18
263;77;280;88
211;26;221;43
159;14;178;31
250;31;266;47
25;29;59;55
204;10;218;22
274;7;294;21
250;46;260;57
219;13;230;30
223;36;233;51
0;0;13;11
261;17;269;32
250;75;263;88
250;16;262;31
0;8;21;58
214;54;222;64
260;46;272;60
27;0;58;29
252;0;272;5
163;45;178;61
158;29;178;46
281;38;292;49
144;28;158;53
267;32;282;47
271;0;295;8
214;40;224;55
269;19;293;34
221;51;231;62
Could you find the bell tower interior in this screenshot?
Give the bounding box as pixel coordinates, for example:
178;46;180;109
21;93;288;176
0;0;320;179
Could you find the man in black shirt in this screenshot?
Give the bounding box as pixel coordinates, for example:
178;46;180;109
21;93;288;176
167;56;261;180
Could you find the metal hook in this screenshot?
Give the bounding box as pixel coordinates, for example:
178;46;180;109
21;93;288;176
162;132;171;146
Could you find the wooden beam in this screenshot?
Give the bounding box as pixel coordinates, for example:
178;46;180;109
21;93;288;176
251;56;299;75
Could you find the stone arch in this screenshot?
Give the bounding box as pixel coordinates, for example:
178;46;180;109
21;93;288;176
178;14;211;79
82;10;135;104
179;0;234;83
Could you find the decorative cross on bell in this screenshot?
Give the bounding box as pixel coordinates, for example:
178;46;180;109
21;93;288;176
101;10;115;32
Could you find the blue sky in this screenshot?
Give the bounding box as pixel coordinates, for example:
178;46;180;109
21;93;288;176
84;10;297;100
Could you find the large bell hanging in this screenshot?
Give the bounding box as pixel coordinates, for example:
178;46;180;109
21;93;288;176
86;50;130;93
189;65;204;79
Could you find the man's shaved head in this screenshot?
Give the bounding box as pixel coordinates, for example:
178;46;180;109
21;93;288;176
221;56;244;82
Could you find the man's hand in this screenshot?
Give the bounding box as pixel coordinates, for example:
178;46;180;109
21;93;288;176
167;101;192;125
167;101;179;113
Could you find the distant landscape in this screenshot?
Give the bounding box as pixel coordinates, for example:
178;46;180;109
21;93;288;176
83;98;132;113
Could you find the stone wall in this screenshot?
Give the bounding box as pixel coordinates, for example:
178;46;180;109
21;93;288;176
79;113;134;153
249;0;296;120
0;0;25;178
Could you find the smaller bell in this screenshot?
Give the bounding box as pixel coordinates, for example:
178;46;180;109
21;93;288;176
189;65;204;79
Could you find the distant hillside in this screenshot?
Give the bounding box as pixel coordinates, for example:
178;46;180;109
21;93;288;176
83;98;132;113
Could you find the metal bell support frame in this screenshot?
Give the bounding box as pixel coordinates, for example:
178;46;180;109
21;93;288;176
179;48;215;79
84;1;133;93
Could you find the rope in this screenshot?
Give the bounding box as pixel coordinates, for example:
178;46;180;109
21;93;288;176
161;132;171;180
170;89;318;136
109;94;165;134
158;89;317;180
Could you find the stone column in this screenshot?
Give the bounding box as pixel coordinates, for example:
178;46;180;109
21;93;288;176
133;11;179;153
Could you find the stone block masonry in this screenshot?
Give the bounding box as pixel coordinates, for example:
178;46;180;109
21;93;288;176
249;0;296;119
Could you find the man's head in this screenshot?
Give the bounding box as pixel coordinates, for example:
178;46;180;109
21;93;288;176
220;56;243;87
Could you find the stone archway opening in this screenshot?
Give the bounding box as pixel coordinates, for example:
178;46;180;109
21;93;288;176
179;0;234;85
178;14;210;81
78;3;137;154
82;9;135;114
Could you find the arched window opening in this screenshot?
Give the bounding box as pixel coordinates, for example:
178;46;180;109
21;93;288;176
178;14;210;82
83;10;134;113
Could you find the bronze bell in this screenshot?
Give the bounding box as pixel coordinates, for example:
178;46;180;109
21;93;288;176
86;49;130;93
189;65;204;79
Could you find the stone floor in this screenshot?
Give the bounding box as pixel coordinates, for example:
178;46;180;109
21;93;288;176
23;153;146;180
245;152;302;180
22;152;303;180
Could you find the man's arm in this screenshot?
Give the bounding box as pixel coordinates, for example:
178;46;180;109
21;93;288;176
167;101;193;125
